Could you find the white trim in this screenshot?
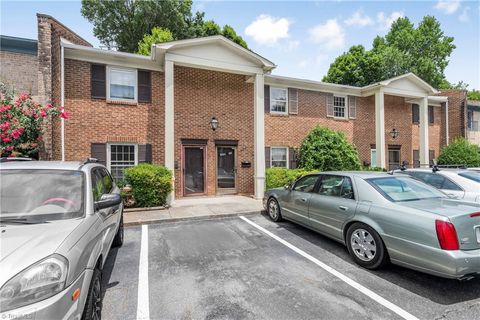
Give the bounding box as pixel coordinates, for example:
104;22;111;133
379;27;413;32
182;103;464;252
165;60;175;203
375;89;386;168
270;146;289;169
269;86;289;115
60;44;65;161
333;94;348;119
106;143;138;178
106;66;138;103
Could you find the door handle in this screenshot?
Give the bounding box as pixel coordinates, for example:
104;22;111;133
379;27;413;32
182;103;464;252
338;206;348;211
300;198;307;202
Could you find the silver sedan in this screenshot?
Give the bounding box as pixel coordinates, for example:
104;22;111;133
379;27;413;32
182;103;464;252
263;172;480;279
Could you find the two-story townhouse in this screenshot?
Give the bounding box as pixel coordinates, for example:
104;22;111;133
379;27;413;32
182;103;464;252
0;14;468;201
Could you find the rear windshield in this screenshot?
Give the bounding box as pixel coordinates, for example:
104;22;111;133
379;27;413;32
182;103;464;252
367;176;446;202
458;171;480;183
1;169;85;221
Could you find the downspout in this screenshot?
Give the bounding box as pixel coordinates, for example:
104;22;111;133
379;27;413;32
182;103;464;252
445;100;449;145
61;44;65;161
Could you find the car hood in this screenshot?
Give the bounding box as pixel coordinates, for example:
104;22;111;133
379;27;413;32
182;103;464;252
399;198;480;218
0;219;82;286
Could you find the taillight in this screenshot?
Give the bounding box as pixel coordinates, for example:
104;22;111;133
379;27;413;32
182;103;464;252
435;220;460;250
470;212;480;218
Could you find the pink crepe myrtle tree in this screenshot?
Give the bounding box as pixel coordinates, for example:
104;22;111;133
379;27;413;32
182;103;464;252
0;86;69;158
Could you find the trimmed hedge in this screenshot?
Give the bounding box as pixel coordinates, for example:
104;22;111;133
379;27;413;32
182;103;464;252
266;168;317;190
124;164;172;207
437;138;480;167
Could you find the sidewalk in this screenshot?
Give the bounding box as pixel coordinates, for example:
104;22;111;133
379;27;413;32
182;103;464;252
124;195;264;226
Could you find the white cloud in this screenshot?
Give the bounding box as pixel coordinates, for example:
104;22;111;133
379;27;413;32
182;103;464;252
377;11;405;30
459;6;470;22
244;14;291;46
309;19;345;50
435;0;461;14
344;10;373;27
297;60;309;68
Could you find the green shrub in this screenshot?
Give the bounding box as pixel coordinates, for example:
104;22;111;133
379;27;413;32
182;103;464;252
437;138;480;167
124;164;172;207
298;126;362;171
266;168;317;190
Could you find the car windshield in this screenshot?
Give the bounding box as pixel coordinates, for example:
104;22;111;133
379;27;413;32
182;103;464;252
458;171;480;183
367;176;446;202
1;169;85;222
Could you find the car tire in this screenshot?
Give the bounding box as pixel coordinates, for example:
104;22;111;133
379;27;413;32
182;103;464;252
346;222;388;270
112;212;124;248
267;198;282;222
81;268;102;320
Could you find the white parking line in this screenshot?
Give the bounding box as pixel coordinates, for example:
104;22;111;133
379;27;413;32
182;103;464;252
239;216;419;320
136;224;150;320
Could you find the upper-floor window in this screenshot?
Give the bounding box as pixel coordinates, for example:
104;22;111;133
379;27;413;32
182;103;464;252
107;67;137;102
334;95;346;118
270;87;288;114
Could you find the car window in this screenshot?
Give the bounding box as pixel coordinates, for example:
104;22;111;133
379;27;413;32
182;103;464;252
293;175;319;192
99;168;114;193
442;177;462;191
458;171;480;183
91;169;106;202
368;176;445;202
317;175;354;199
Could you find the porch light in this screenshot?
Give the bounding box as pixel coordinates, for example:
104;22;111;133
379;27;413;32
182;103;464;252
389;128;399;139
210;117;219;131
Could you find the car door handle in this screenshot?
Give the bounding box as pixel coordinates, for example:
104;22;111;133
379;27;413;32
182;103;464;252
338;206;348;211
300;198;307;202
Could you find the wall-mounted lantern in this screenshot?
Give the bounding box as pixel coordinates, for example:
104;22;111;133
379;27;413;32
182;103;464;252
389;128;399;139
210;117;219;131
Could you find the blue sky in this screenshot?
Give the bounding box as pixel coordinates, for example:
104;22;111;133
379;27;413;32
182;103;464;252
1;0;479;89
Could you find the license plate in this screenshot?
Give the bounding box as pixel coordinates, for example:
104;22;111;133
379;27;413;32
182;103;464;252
476;227;480;243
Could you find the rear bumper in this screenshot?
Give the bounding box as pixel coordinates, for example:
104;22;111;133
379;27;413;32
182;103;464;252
447;249;480;279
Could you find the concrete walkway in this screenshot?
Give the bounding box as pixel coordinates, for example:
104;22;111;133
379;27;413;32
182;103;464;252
124;195;264;226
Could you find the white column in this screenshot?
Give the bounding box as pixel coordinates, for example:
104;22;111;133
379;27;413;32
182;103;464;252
254;73;265;199
419;96;429;167
165;60;175;202
375;89;386;169
60;45;65;161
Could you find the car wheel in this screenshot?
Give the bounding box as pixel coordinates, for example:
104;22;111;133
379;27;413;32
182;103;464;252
112;213;124;248
81;268;102;320
346;222;388;270
267;198;282;222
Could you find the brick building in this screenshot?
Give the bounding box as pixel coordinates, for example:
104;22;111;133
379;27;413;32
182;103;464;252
0;14;468;201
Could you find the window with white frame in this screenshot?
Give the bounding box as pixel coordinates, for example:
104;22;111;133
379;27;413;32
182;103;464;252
270;87;288;114
271;147;288;168
107;67;137;101
108;144;138;181
333;95;347;118
370;149;377;168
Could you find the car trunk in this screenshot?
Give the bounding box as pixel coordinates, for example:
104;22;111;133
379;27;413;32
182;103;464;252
400;199;480;250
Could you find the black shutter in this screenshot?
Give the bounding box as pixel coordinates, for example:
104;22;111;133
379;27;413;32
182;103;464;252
428;105;434;124
265;147;270;168
264;85;270;113
91;143;106;165
412;104;419;123
138;144;152;163
289;148;297;169
138;70;152;103
91;64;106;99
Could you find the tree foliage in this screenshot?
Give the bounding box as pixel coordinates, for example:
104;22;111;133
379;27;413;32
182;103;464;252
437;138;480;167
298;127;362;171
137;27;174;55
323;16;455;88
468;89;480;101
81;0;248;53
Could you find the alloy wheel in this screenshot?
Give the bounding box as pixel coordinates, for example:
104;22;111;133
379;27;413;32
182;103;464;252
350;228;377;262
92;276;102;320
268;200;278;220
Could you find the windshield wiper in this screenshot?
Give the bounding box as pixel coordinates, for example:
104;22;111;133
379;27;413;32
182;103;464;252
0;218;46;225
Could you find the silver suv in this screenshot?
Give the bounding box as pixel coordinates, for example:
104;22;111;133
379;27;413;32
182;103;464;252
0;159;123;320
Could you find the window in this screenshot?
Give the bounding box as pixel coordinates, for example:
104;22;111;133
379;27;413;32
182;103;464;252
407;172;462;191
270;87;288;114
293;175;319;193
368;176;445;202
107;67;137;101
317;175;355;199
271;147;288;168
107;144;138;181
333;95;347;118
370;149;377;168
412;104;419;123
467;110;473;129
428;105;434;124
459;171;480;183
92;168;114;202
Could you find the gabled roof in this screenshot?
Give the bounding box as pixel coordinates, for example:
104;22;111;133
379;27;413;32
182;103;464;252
361;73;438;95
154;35;276;71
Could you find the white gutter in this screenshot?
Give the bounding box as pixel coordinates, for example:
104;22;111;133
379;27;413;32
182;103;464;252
61;43;65;161
445;99;449;145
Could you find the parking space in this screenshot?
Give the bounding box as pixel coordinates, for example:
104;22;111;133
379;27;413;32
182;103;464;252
102;214;480;320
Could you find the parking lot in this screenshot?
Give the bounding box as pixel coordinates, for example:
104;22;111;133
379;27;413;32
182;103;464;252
101;214;480;320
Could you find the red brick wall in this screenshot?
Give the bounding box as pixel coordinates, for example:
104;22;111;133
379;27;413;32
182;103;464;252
173;66;254;197
436;90;467;143
0;51;38;95
63;59;165;165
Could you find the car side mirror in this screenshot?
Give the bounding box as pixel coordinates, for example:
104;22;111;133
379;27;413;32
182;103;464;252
95;193;122;211
284;183;292;191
